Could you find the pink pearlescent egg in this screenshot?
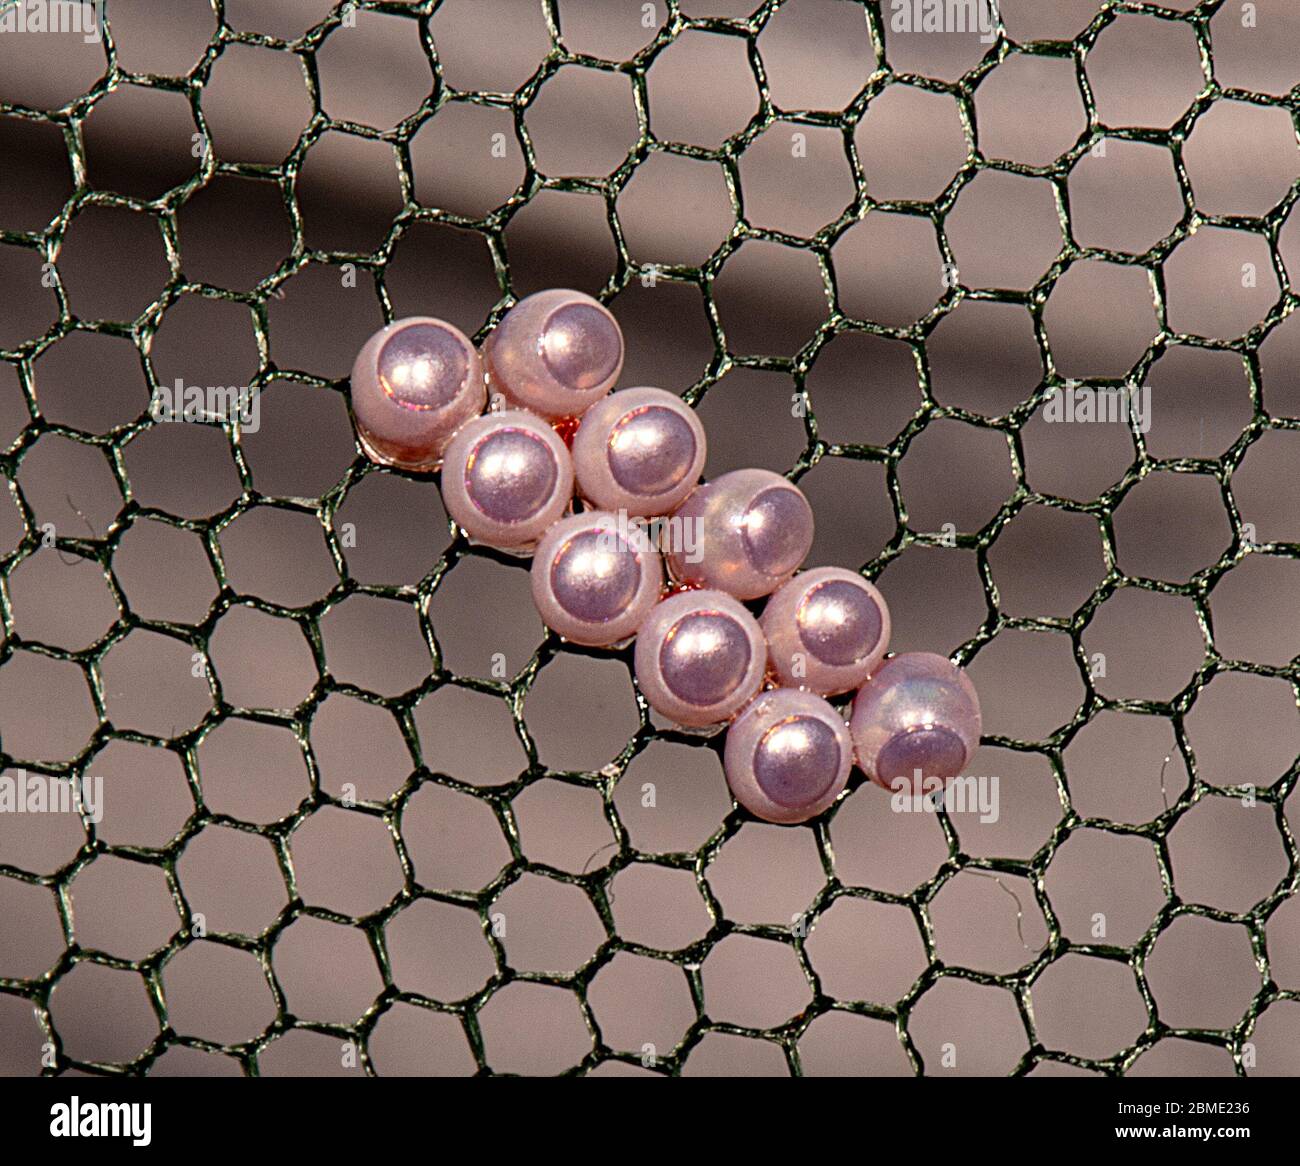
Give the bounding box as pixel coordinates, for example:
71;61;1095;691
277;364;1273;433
572;387;707;518
484;289;624;420
633;589;767;728
761;567;891;696
666;468;815;601
440;410;574;551
351;317;486;471
850;652;982;794
724;688;853;825
530;511;664;647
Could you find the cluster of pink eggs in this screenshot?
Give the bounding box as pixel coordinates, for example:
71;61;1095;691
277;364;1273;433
349;289;981;825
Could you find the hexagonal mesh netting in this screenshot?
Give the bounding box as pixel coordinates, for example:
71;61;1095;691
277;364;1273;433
0;0;1297;1076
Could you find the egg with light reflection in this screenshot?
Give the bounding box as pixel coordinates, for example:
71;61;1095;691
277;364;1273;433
351;317;485;471
633;589;767;727
440;410;574;550
724;688;853;824
530;511;664;646
762;567;891;695
666;468;815;600
484;289;624;419
572;386;707;517
850;652;982;794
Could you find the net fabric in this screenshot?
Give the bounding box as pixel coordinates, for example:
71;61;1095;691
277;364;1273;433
0;0;1295;1076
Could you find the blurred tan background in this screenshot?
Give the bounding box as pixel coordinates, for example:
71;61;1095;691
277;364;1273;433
0;0;1298;1076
